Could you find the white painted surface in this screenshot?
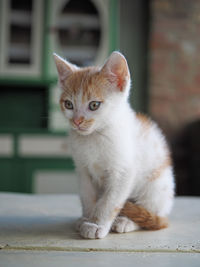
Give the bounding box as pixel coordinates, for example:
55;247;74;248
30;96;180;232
18;135;71;157
0;135;13;156
0;0;43;76
33;171;78;194
0;251;200;267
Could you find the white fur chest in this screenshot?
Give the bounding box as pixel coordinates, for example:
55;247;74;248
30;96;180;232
70;132;110;182
70;118;136;184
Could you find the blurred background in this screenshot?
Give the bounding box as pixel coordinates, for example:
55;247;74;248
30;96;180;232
0;0;199;195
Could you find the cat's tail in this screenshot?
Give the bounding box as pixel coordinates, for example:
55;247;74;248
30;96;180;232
119;201;168;230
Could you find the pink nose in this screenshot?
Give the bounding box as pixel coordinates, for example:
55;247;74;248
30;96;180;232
73;117;84;126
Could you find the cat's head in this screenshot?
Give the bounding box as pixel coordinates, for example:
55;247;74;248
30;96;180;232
54;51;131;135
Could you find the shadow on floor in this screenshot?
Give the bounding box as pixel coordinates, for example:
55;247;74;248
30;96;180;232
0;215;83;240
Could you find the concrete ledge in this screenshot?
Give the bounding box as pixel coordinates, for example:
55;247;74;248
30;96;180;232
1;250;200;267
0;193;200;266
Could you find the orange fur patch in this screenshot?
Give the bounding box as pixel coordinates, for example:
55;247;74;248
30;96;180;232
120;201;168;230
82;118;95;128
149;156;172;182
136;113;152;132
60;67;109;104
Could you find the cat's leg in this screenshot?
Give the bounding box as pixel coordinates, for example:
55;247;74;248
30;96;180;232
112;166;174;233
79;170;133;239
120;166;174;231
76;167;97;231
138;166;174;218
111;216;139;233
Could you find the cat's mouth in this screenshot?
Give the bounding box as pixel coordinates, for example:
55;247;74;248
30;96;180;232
72;126;92;135
70;119;95;135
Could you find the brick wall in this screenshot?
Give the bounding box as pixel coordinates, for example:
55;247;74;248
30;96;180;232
149;0;200;139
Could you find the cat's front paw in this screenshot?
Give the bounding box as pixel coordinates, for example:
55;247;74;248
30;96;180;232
79;221;109;239
75;217;88;232
112;216;139;233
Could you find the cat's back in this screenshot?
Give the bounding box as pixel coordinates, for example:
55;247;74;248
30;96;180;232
135;112;167;146
134;112;171;171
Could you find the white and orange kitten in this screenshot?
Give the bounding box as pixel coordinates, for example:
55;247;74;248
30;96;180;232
54;51;175;239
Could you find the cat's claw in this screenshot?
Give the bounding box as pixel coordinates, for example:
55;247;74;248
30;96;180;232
112;216;139;233
79;221;109;239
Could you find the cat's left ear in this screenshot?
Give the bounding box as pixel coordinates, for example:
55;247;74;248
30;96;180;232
53;53;78;84
101;51;130;92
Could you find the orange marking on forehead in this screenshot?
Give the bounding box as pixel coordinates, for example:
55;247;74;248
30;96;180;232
60;66;109;103
81;70;107;102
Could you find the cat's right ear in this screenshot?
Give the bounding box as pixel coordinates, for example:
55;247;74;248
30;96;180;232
53;53;78;84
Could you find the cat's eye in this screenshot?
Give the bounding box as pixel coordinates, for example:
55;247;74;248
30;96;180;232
89;101;101;111
64;100;73;110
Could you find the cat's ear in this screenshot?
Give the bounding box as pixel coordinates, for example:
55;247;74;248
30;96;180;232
101;51;130;92
53;53;78;84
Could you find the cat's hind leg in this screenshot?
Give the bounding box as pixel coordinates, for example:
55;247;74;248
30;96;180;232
111;216;140;233
118;166;175;230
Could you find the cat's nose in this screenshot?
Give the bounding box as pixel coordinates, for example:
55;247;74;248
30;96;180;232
73;116;84;126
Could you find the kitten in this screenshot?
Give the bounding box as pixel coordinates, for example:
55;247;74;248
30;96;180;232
54;51;175;239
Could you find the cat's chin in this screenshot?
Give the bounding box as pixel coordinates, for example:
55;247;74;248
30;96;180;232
73;128;94;136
